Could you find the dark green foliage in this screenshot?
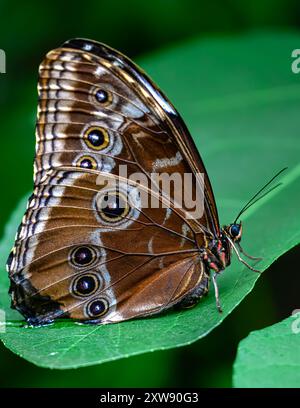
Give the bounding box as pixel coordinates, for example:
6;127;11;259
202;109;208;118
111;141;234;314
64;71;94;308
0;33;299;373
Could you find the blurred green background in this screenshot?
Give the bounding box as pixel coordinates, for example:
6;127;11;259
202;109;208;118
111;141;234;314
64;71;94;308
0;0;299;387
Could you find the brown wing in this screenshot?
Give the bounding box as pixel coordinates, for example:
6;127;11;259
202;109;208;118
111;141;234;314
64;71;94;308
36;38;219;235
8;39;216;324
9;169;207;323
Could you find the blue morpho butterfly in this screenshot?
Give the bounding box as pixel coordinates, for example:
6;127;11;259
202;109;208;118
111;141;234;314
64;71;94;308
6;38;286;325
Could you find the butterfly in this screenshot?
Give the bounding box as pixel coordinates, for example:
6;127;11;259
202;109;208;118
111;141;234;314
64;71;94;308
7;38;265;326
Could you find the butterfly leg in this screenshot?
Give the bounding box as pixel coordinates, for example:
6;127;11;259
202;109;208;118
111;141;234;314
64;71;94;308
225;234;262;273
237;242;262;261
230;240;262;273
212;272;222;313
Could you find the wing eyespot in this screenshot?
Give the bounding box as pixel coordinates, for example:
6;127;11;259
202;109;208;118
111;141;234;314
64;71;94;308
97;191;130;223
94;88;112;106
70;246;98;268
84;126;110;151
76;155;98;170
72;273;100;297
86;298;109;318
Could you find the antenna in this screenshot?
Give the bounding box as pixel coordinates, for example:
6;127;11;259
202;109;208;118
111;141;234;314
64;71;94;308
233;167;287;223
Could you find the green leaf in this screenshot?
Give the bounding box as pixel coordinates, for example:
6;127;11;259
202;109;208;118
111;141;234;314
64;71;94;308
233;314;300;387
0;31;300;369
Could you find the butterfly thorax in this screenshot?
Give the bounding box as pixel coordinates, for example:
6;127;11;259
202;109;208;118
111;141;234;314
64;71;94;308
203;222;242;273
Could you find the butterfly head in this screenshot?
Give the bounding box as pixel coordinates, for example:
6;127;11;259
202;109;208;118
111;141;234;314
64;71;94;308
224;221;243;243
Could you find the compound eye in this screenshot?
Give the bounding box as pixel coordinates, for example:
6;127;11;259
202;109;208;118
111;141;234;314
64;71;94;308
229;223;242;240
